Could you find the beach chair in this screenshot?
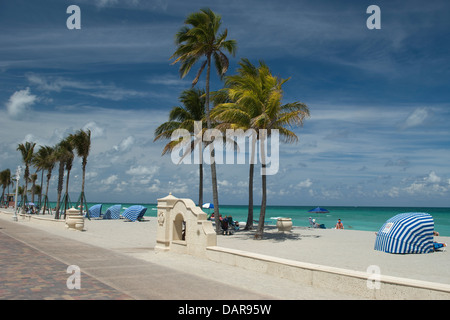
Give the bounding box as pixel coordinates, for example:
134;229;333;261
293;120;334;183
88;204;102;219
122;205;147;222
103;204;121;219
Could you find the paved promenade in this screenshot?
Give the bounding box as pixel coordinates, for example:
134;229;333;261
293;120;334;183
2;217;360;300
0;218;273;300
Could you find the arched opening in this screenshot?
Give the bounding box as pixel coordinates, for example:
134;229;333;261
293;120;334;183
173;213;186;241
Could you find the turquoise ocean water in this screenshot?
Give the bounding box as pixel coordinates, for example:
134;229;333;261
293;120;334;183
48;202;450;237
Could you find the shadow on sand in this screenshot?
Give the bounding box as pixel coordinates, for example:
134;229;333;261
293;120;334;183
226;226;321;242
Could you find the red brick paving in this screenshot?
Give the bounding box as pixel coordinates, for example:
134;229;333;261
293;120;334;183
0;229;132;300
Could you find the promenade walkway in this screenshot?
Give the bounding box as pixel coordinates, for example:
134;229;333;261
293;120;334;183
0;218;272;300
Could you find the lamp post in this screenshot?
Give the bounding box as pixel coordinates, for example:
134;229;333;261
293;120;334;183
13;166;21;222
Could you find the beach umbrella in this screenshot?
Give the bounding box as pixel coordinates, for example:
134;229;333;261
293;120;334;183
88;204;102;219
122;205;147;222
103;204;121;220
202;203;214;209
374;212;434;254
27;202;36;206
308;207;329;213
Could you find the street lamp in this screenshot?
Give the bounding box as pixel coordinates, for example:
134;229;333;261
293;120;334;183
13;166;21;222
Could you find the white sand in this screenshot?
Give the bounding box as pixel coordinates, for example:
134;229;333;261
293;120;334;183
1;209;449;297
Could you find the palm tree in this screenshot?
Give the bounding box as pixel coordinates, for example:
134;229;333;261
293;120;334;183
68;129;91;216
54;139;73;219
0;169;12;206
171;8;237;233
33;145;55;214
17;141;36;212
212;58;310;239
154;88;206;206
63;139;75;217
29;173;38;204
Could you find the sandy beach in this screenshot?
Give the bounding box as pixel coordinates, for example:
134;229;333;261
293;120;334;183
1;208;449;299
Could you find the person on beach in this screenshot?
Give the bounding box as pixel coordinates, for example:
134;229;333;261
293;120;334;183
335;219;344;229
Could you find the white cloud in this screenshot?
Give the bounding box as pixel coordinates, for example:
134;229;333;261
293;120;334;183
147;179;161;192
85;171;98;180
126;165;158;176
113;136;135;152
102;175;118;185
297;178;312;188
218;180;231;187
402;107;429;129
426;171;441;183
5;88;37;119
83;121;105;139
27;73;146;101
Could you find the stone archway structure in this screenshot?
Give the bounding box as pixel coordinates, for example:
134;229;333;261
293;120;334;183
155;193;216;257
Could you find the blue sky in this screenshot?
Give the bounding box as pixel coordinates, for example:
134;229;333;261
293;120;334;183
1;0;450;207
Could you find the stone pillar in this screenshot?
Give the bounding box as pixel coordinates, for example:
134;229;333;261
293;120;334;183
155;193;178;252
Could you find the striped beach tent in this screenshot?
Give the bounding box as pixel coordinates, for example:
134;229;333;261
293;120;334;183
122;205;147;222
88;204;102;218
103;204;121;220
374;212;434;254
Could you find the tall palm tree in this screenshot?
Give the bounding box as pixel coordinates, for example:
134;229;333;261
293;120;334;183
171;8;237;233
212;58;310;239
29;173;38;204
154;88;206;206
54;139;73;219
33;145;55;214
0;169;12;206
17;141;36;212
68;129;91;216
63;139;75;217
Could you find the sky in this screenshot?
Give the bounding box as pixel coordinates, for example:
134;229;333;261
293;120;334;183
1;0;450;207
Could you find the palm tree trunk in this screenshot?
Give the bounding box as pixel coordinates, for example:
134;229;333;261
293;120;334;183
39;170;44;210
245;135;257;230
198;163;203;207
63;168;71;219
31;175;36;204
43;171;51;215
80;160;86;216
255;164;267;239
255;132;267;239
22;166;29;212
55;161;64;219
245;163;254;230
204;54;221;234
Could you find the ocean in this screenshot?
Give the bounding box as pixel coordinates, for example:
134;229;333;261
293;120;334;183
47;201;450;237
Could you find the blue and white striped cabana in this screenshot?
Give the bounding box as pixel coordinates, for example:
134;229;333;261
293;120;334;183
103;204;121;219
122;205;147;222
374;212;434;254
88;204;102;218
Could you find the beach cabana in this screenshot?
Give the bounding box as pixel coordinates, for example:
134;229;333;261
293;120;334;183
374;212;434;254
103;204;121;220
88;204;102;219
122;205;147;222
308;207;329;213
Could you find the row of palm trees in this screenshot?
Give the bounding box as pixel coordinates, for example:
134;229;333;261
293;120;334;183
155;8;310;239
8;129;91;219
